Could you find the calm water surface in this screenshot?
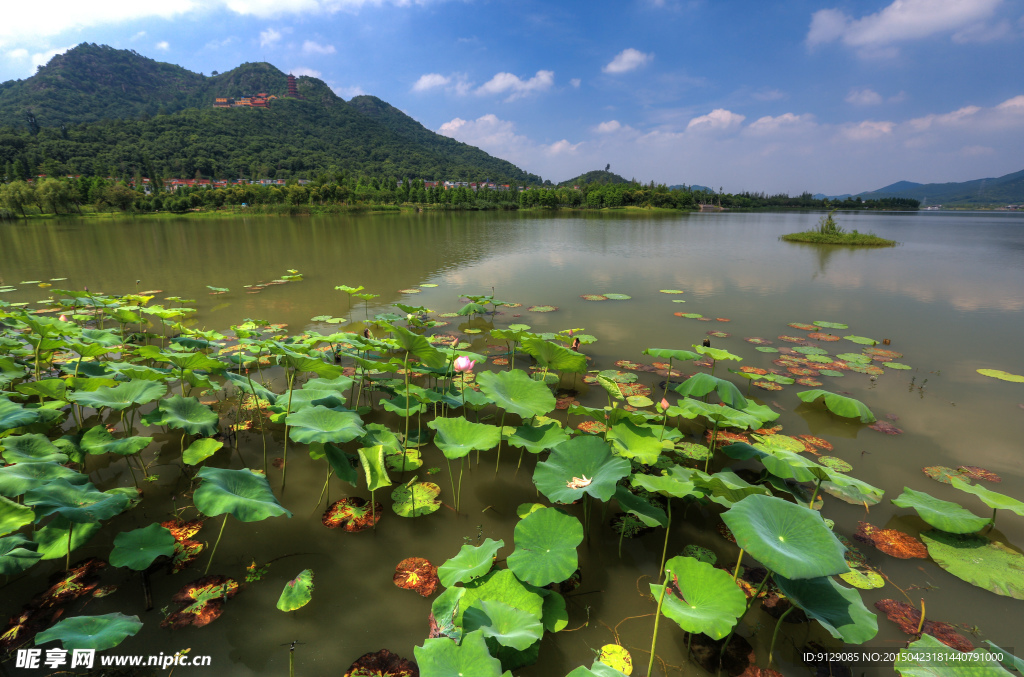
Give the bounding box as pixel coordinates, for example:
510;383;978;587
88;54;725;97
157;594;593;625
1;210;1023;676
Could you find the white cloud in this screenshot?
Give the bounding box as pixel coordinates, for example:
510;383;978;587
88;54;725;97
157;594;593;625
155;41;170;51
845;88;882;105
332;84;365;98
841;120;895;140
302;40;335;55
7;48;28;59
412;73;450;92
546;139;581;155
602;48;652;74
569;78;581;88
908;105;981;130
476;70;554;101
997;94;1024;110
29;45;74;74
595;120;622;133
438;113;581;169
260;28;282;47
686;108;745;131
952;19;1013;43
131;31;147;41
808;0;1003;51
746;113;816;135
289;66;322;78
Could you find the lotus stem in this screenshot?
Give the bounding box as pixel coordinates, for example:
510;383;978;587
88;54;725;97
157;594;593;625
289;641;295;677
281;370;295;494
732;549;744;582
916;598;925;635
445;455;458;513
686;632;693;664
458;457;465;512
371;489;376;530
809;478;823;509
204;514;228;575
312;469;333;513
494;410;507;474
66;523;73;571
661;358;673;403
704;421;720;474
720;572;771;661
402;352;411;464
657;499;672;582
768;604;795;665
646;569;671;677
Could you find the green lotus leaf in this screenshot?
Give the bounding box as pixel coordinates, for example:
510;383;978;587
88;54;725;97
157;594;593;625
15;378;68;401
950;478;1024;517
843;335;879;346
109;523;176;570
723;442;830;483
797;389;876;423
224;371;278;404
505;421;570;455
775;574;878;643
885;362;912;370
0;433;69;464
722;494;849;579
565;664;631;677
81;426;153;457
603;293;631;300
0;534;41;575
381;394;428;417
921;531;1024;599
415;630;503;677
813;321;848;329
181;438;224;465
144;395;219;436
25;479;130;524
0;399;39;433
643;348;701;362
35;613;143;651
839;568;885;589
651;555;747;640
692;345;742;362
477;370;557;418
309;442;360;487
614;485;668;528
606;419;663;464
383;323;447;369
391;476;441;517
821;471;884;505
533;435;630;504
193;467;292;522
976;369;1024;383
458;569;544;627
428;417;501;460
68;379;167;411
692;468;772;507
984;642;1024;673
892;487;990;534
464;599;544;651
669;398;762;429
34;516;101;559
632;465;701;500
0;496;35;536
753;434;806;453
287;405;365;445
507;507;583;587
275;351;343;378
673;372;747;408
438;538;504;587
277;569;314;611
739;400;781;425
520;338;587;373
303;374;354;399
895;634;1013;676
357;445;392;491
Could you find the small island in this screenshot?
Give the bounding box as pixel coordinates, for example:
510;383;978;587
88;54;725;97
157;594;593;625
781;209;898;246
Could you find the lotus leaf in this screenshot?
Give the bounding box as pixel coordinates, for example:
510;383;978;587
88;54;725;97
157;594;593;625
0;534;41;575
643;348;700;363
985;642;1024;673
15;378;68;400
603;293;631;300
976;369;1024;383
182;438;224;465
464;599;544;651
0;399;39;432
428;417;501;459
81;426;153;457
566;664;631;677
839;568;885;589
722;494;849;579
921;531;1024;600
892;487;990;534
68;379;167;411
674;441;711;460
507;507;583;587
344;649;418;677
109;523;176;570
692;468;772;507
322;497;382;531
144;395;219;436
632;465;701;500
843;335;879;345
35;612;142;651
391;477;441;517
277;569;314;611
458;569;544;627
477;369;557;418
0;434;69;464
385;323;447;369
34;517;101;559
775;574;878;643
193;467;292;522
958;466;1001;483
25;479;130;523
854;521;928;559
287;405;365;444
309;442;360;486
415;631;503;677
681;544;717;565
613;485;668;528
358;446;393;491
224;372;278;404
162;575;239;628
673;372;747;408
950;478;1024;517
520;338;587;373
606;419;663;464
533;435;630;504
597;645;633;675
505;421;570;455
797;389;876;423
821;472;884;505
669;398;762;430
895;634;1012;676
438;538;504;587
650;555;747;639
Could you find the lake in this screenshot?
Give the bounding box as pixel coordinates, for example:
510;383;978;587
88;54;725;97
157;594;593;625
1;209;1022;676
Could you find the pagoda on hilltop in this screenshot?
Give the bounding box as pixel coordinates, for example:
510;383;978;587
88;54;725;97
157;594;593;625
287;74;299;98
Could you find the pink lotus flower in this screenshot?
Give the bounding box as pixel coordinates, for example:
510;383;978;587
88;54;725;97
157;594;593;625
453;356;476;373
659;398;670;411
59;315;67;322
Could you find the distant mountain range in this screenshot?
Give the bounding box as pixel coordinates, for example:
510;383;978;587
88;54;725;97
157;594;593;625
815;168;1024;206
0;43;541;183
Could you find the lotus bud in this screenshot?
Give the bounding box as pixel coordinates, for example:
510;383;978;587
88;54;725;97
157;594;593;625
570;337;581;352
659;397;670;411
454;356;476;373
59;314;67;322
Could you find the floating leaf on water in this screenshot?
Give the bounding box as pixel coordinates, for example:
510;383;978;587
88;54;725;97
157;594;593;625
391;477;442;517
109;523;176;570
35;612;143;651
393;557;439;597
745;337;772;345
420;283;439;288
716;521;737;543
977;369;1024;383
868;421;903;435
836;534;867;567
679;313;703;319
527;306;557;313
923;466;968;485
707;331;730;338
577;421;607;434
580;295;608;301
788;323;817;331
958;466;1001;483
603;293;632;300
344;649;418;677
813;321;849;329
755;347;779;353
852;522;924;559
462;328;482;334
819;456;852;472
659;289;684;294
893;487;991;533
778;335;808;344
438;538;504;587
754;381;783;391
787;367;818;376
843;335;879;346
922;531;1024;600
397;289;421;294
162;576;239;629
740;366;768;375
807;332;841;342
675;442;711;460
277;569;314;612
875;599;975;652
439;312;460;318
837;352;872;363
793;346;828;355
797;435;833;452
596;645;633;675
796;377;823;386
817;369;844;377
322;497;382;532
885;362;912;370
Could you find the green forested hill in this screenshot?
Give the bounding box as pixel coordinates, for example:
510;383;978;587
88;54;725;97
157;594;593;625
557;169;630;187
856;169;1024;206
0;44;539;182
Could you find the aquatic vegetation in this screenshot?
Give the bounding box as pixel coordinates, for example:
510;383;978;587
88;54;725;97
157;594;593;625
35;612;142;651
277;569;314;611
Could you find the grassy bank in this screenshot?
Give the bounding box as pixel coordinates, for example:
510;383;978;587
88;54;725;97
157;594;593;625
780;209;898;246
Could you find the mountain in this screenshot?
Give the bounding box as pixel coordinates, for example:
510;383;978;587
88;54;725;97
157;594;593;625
0;44;541;183
557;170;630;187
851;169;1024;206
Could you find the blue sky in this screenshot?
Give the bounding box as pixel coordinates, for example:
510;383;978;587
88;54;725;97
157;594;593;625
1;0;1022;194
